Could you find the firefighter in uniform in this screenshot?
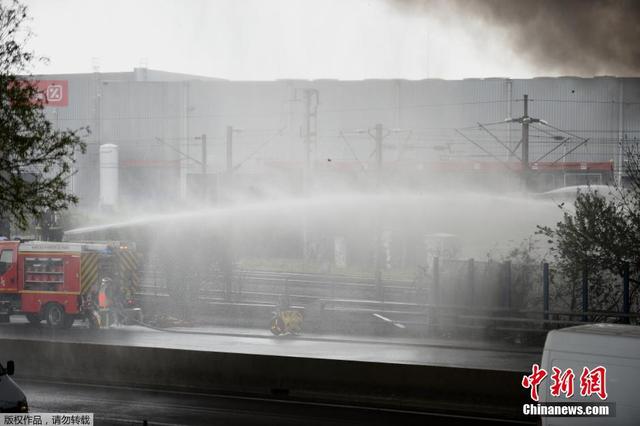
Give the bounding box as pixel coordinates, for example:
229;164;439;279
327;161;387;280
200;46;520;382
98;277;113;327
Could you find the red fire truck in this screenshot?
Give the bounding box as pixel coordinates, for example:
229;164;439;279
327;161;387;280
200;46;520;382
0;240;140;329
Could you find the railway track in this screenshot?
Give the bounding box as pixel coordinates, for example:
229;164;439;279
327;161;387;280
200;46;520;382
133;268;599;343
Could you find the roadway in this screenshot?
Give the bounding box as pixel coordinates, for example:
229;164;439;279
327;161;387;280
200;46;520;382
20;379;536;425
0;319;541;372
2;320;540;424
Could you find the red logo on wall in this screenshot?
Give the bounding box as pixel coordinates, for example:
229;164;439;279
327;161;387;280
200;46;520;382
33;80;68;107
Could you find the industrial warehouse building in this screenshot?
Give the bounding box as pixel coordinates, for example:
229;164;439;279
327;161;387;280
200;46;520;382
35;69;640;210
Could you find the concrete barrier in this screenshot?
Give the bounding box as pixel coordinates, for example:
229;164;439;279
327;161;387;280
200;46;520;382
2;338;530;420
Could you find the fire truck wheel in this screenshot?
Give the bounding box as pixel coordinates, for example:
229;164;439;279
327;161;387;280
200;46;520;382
44;303;66;329
26;314;42;325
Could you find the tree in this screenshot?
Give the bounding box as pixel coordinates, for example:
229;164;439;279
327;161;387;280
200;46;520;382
487;237;545;311
537;144;640;314
0;0;87;230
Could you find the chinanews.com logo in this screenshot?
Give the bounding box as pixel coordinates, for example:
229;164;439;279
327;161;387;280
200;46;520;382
521;364;615;417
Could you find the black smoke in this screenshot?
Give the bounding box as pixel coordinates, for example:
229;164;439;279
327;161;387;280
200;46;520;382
391;0;640;76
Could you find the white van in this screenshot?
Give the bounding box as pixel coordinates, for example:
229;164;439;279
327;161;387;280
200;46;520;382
539;324;640;425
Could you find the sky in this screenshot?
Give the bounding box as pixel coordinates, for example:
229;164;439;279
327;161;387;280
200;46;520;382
23;0;539;80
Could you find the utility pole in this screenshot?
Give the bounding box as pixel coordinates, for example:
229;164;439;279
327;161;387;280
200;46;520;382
303;89;319;172
343;123;401;299
617;81;624;186
200;133;207;175
506;94;543;188
193;133;208;202
301;89;319;267
226;126;233;175
375;123;383;189
521;94;529;169
224;125;242;198
223;126;238;301
373;123;384;299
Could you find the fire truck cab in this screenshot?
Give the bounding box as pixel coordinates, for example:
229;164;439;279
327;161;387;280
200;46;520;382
0;240;140;329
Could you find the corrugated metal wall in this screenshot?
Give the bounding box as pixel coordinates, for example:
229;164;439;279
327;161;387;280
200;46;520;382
40;71;640;208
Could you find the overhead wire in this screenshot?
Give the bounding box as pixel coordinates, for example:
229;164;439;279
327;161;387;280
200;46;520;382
232;127;287;171
338;131;367;172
